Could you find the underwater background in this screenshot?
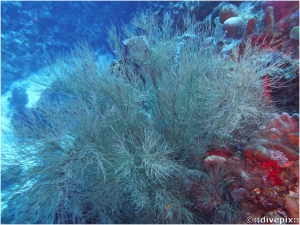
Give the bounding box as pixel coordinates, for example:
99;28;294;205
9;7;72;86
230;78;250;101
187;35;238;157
1;1;299;224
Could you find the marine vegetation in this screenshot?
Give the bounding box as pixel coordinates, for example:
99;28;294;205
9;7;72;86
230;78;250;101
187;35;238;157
2;10;298;224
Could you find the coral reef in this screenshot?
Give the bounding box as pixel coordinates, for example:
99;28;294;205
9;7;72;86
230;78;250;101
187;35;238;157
2;3;299;224
252;1;299;54
191;112;299;222
206;1;299;114
166;1;220;30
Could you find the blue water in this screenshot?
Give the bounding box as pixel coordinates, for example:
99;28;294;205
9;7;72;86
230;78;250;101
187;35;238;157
1;1;169;93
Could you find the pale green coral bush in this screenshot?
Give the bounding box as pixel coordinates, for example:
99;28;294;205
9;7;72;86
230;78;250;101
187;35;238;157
2;11;285;224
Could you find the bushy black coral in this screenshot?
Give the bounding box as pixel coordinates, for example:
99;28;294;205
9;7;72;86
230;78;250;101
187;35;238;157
2;10;286;224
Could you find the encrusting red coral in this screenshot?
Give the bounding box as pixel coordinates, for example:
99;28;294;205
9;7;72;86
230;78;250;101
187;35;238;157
189;112;299;221
261;159;283;186
240;112;299;218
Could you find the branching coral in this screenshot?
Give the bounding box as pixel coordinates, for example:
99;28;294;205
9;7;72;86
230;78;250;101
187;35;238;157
2;10;297;224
